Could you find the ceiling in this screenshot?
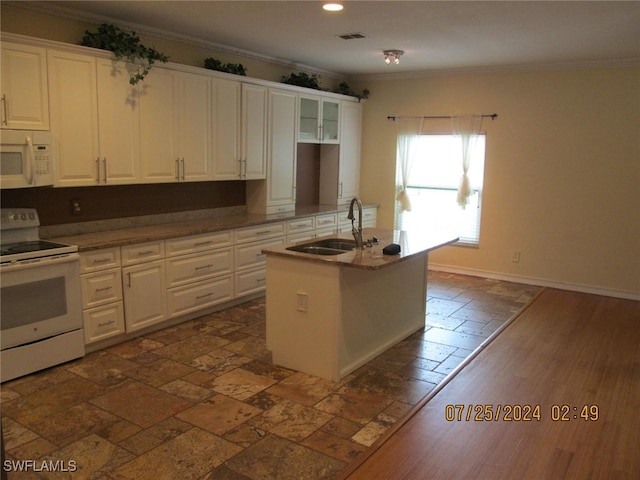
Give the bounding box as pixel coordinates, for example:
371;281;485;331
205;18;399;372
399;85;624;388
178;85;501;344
30;1;640;78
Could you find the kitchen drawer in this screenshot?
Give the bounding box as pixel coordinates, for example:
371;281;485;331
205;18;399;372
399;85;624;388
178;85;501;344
167;275;233;318
265;204;295;215
165;247;233;288
315;227;338;238
316;213;337;229
83;301;125;344
286;232;316;245
362;207;377;227
338;208;377;227
234;237;284;270
235;267;267;297
79;247;121;273
234;222;284;244
81;267;123;309
165;231;232;257
121;241;164;266
286;216;315;234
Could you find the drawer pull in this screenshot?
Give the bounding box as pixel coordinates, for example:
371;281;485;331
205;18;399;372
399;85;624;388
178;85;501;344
196;292;214;300
195;264;213;271
194;241;214;247
256;252;265;258
92;258;110;264
256;277;266;283
97;320;115;327
95;286;113;292
256;230;272;236
137;250;155;256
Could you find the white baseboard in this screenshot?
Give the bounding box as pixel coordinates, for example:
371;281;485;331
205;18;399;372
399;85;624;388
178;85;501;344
428;263;640;301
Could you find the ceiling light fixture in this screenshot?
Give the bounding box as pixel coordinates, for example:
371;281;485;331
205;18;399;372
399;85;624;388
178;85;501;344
323;3;344;12
383;50;404;65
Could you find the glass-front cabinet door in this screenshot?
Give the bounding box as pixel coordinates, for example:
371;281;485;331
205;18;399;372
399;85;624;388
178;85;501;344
298;95;339;143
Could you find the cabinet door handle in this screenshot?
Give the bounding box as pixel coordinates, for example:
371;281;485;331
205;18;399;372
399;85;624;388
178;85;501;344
96;157;101;183
194;240;214;247
181;158;186;181
1;94;8;125
195;264;213;271
126;272;131;287
176;158;181;180
102;158;108;184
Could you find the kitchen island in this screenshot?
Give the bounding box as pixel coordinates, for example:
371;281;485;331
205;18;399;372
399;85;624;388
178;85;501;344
262;228;458;381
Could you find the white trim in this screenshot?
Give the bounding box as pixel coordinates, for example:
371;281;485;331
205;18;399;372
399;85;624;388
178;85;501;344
429;263;640;301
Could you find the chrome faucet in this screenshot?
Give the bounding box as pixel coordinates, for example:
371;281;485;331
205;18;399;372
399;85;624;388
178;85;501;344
348;197;364;249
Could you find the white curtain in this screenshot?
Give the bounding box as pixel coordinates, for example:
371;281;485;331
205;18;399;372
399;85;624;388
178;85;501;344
452;115;483;208
396;117;424;212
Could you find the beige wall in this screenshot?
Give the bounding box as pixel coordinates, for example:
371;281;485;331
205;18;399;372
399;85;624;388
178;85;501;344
356;67;640;296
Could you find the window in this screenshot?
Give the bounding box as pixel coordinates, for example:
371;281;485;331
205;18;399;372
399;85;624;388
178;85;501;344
396;134;486;245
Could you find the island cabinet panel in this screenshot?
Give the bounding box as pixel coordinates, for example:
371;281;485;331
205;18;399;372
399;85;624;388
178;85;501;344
265;251;428;381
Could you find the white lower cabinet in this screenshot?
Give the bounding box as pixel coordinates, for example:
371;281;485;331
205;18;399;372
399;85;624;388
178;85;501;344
83;302;125;344
122;259;167;332
79;214;376;346
167;275;233;318
79;248;125;344
165;231;234;318
234;222;285;296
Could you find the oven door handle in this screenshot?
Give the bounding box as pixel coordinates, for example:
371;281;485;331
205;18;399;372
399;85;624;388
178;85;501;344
0;253;80;272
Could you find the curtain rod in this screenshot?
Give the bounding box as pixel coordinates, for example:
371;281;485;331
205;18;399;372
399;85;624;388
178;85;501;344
387;114;498;121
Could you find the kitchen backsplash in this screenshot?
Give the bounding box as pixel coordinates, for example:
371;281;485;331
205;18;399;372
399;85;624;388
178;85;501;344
0;181;245;227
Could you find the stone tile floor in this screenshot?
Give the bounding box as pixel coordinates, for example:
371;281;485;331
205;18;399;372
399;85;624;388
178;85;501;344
1;272;541;479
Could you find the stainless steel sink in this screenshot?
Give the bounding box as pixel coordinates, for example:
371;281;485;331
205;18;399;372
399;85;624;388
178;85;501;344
286;238;356;255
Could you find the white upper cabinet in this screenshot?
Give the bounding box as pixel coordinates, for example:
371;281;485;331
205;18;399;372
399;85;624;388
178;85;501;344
298;95;339;144
140;68;211;183
212;79;266;180
96;58;140;184
1;42;50;131
241;83;267;179
337;101;362;204
48;50;100;186
319;101;362;206
211;78;241;180
266;89;297;210
246;88;297;214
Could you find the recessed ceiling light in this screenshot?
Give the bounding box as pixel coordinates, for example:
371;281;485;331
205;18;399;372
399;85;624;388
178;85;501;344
323;3;344;12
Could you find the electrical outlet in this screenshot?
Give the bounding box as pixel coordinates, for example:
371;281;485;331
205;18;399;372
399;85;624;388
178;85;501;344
296;292;308;312
511;250;521;263
71;199;81;215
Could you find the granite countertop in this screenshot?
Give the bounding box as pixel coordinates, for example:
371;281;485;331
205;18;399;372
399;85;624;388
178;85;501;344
262;228;459;270
46;205;373;252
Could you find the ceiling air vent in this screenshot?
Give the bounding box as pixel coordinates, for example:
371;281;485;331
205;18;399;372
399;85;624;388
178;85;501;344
337;33;367;40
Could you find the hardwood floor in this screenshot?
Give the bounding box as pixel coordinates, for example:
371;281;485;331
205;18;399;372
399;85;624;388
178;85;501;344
339;289;640;479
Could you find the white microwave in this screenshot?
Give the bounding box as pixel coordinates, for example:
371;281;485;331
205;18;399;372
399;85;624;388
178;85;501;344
0;130;54;188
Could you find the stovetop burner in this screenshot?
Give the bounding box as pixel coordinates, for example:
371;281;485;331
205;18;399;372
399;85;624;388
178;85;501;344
0;208;78;263
0;240;72;256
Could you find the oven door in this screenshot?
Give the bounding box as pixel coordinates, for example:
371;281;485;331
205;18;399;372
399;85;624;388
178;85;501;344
0;253;82;350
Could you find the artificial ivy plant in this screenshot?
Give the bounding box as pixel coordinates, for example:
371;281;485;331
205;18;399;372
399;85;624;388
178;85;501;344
334;82;370;101
204;57;247;76
81;23;169;85
281;72;322;90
